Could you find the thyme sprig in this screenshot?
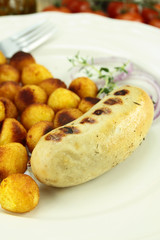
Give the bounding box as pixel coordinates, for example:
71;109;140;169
68;52;129;97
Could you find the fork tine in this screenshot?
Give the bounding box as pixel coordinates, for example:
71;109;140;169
15;21;52;44
11;19;46;41
21;25;57;52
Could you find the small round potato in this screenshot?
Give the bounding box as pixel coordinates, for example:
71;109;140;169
21;103;55;130
0;64;20;83
0;173;39;213
0;81;21;101
0;143;28;180
38;78;67;96
21;63;53;85
48;88;80;112
0;97;18;119
10;51;36;72
69;77;98;98
54;108;83;128
26;121;54;152
0;118;27;145
14;85;47;112
0;101;5;122
0;51;7;65
78;97;100;113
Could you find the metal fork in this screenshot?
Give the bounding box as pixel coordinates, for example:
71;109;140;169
0;19;57;58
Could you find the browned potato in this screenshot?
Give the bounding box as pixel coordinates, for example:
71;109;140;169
0;97;18;118
0;81;21;101
0;101;5;122
21;63;53;85
0;64;20;83
78;97;100;113
14;85;47;112
0;173;39;213
38;78;67;96
69;77;98;98
54;108;83;128
0;143;28;180
0;51;7;65
26;121;54;152
10;51;36;72
48;88;80;112
21;103;55;130
0;118;27;145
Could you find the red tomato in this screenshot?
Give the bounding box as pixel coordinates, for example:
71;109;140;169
42;5;71;13
83;9;107;17
66;0;91;13
107;2;139;18
116;12;144;23
141;7;158;23
149;18;160;28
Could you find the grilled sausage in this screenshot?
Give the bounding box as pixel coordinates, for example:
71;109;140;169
30;85;154;187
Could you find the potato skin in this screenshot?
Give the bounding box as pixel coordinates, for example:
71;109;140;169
0;101;5;122
10;51;36;72
0;118;27;145
54;108;83;128
78;97;100;113
0;97;18;119
0;64;20;83
26;121;54;152
14;85;47;112
48;88;80;112
69;77;98;98
0;173;39;213
31;85;154;187
0;143;28;180
0;81;21;101
21;63;53;85
21;103;55;130
38;78;67;96
0;51;7;65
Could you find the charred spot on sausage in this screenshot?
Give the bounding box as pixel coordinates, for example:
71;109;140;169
60;126;80;134
80;117;96;124
104;98;123;105
93;108;112;115
114;89;129;96
45;133;64;141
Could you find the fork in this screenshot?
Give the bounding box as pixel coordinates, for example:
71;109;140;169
0;19;57;58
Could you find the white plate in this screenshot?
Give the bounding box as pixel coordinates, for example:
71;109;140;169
0;12;160;240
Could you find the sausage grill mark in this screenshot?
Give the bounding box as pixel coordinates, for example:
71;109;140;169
60;126;80;134
104;97;123;105
114;89;129;96
80;117;96;124
45;133;64;141
93;108;112;115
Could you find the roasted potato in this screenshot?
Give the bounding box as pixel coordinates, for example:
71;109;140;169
26;121;54;152
54;108;83;128
10;51;36;72
0;143;28;180
48;88;80;112
0;118;27;145
0;173;39;213
69;77;98;98
0;64;20;83
0;81;21;101
78;97;100;113
0;101;5;122
14;85;47;112
21;63;53;85
0;51;7;65
0;97;18;119
21;103;55;130
38;78;67;96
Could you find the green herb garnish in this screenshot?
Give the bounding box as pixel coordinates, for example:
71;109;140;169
68;52;129;97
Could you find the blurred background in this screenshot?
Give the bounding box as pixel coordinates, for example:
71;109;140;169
0;0;160;28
